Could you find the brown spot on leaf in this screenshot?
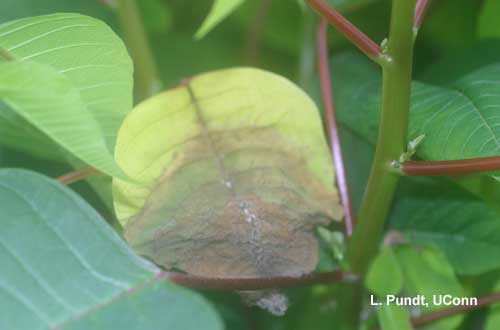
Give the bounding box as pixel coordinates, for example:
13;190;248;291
125;126;341;279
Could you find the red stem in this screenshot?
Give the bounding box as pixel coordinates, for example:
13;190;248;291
317;19;355;237
414;0;431;29
57;167;100;185
412;291;500;327
401;156;500;176
161;270;357;290
307;0;381;59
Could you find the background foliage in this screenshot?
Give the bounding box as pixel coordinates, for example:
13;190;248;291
1;0;500;329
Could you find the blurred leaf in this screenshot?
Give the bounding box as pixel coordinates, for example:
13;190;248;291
284;288;338;330
0;169;223;330
137;0;173;34
235;0;303;54
325;0;378;11
0;0;116;25
420;0;482;50
0;14;133;177
391;177;500;275
203;292;251;330
376;304;412;330
317;227;345;268
366;247;403;296
485;279;500;330
396;246;465;330
235;0;388;56
196;0;245;39
478;0;500;39
455;174;500;213
337;126;374;212
420;40;500;85
113;68;342;281
330;52;500;181
152;32;242;86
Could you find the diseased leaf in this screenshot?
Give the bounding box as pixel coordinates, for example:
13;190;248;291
113;68;342;282
196;0;245;39
0;169;222;330
0;13;132;176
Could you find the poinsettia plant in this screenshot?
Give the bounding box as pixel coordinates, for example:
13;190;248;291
1;0;500;329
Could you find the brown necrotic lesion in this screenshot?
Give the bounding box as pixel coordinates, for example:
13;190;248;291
123;82;341;280
125;128;339;278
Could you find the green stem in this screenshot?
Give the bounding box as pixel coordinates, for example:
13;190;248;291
116;0;161;101
297;8;316;89
339;3;415;327
347;0;416;275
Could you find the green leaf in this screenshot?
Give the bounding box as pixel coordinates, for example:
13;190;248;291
0;61;124;178
196;0;245;39
335;120;500;275
338;126;374;212
390;177;500;275
485;279;500;330
330;52;500;180
376;305;412;330
0;168;223;330
326;0;378;11
0;0;116;25
0;13;133;176
282;288;338;330
113;67;343;282
419;0;482;50
337;120;500;275
365;247;403;296
420;40;500;85
396;246;465;330
137;0;173;34
478;0;500;39
235;0;389;55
